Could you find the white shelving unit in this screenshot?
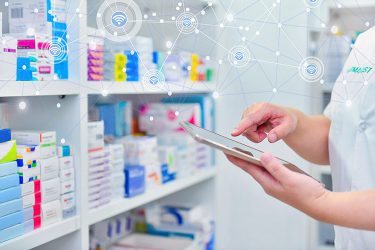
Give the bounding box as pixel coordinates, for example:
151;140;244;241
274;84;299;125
0;0;218;249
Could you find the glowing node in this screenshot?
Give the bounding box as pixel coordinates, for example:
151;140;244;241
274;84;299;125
228;45;252;68
201;10;206;15
143;70;165;86
176;6;180;11
226;14;234;22
304;0;322;8
212;91;220;99
168;91;173;96
275;51;280;56
35;90;40;96
299;57;325;83
56;103;61;108
343;80;347;85
22;65;27;70
186;8;190;11
255;31;260;36
345;100;352;107
175;111;179;116
160;19;164;23
61;138;66;144
320;79;325;84
152;12;156;17
97;0;142;42
176;12;198;34
34;8;39;13
218;59;223;65
272;88;277;93
102;89;108;97
365;21;370;27
19;101;27;110
150;116;154;121
5;2;9;7
364;81;369;86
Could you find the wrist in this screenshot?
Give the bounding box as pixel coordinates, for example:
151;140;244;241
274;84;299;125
307;189;332;222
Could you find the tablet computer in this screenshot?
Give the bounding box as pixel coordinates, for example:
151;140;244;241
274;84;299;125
180;121;314;178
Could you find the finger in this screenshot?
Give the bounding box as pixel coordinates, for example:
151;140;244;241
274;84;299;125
232;110;270;137
260;153;291;182
243;130;267;143
225;154;275;185
268;122;292;143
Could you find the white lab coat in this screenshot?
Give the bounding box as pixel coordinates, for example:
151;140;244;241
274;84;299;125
324;27;375;249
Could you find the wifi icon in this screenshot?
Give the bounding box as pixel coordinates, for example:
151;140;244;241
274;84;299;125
149;76;159;85
49;44;62;56
111;11;128;27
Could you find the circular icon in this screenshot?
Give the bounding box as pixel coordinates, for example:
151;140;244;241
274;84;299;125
176;12;198;34
304;0;322;8
97;0;142;42
299;57;324;82
111;11;128;27
228;45;252;68
41;38;68;64
143;70;165;86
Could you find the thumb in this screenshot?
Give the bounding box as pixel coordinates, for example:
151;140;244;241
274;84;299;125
260;153;291;181
268;122;292;143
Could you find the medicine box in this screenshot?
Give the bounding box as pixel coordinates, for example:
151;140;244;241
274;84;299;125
57;145;71;157
40;143;57;159
40;156;59;181
0;223;24;243
42;200;62;226
41;178;60;203
22;192;41;208
21;180;41;196
59;156;74;170
0;140;17;164
0;37;17;82
60;167;74;182
24;216;41;233
0;186;21;203
0;211;24;231
0;128;11;143
17;144;41;158
18;165;41;184
12;131;56;145
62;206;76;219
0;161;17;177
88;121;104;149
60;179;75;195
23;204;42;221
0;199;22;218
61;192;75;210
17;159;39;173
0;174;20;190
125;165;146;198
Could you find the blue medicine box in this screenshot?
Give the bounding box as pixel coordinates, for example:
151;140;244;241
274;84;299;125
0;199;22;218
0;174;19;190
125;165;145;198
0;129;11;143
0;186;21;203
0;211;24;231
0;223;24;243
0;161;17;177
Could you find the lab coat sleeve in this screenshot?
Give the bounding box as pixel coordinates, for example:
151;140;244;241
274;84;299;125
323;102;332;119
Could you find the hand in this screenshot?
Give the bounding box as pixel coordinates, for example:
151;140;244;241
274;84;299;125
226;153;328;217
231;103;298;143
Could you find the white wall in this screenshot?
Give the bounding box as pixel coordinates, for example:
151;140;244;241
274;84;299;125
212;0;313;249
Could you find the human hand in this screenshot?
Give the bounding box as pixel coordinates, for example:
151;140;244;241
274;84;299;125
226;153;328;217
231;103;298;143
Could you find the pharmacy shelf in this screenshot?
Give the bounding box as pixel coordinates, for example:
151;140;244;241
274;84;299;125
85;81;216;95
0;216;80;250
0;80;81;97
318;245;335;250
88;168;217;225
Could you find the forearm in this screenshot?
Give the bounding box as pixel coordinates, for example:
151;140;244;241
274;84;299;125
284;109;330;165
310;190;375;231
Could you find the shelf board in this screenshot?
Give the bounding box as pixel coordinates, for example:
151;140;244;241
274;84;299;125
318;245;335;250
0;80;81;97
88;168;217;225
85;81;216;95
0;216;80;250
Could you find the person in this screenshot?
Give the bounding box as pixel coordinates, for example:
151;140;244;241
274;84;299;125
227;28;375;249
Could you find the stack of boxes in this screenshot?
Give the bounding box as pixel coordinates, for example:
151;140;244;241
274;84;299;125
58;145;76;219
106;144;125;200
124;50;139;82
131;37;155;78
0;129;24;243
88;121;111;210
87;30;105;81
12;131;62;227
121;136;160;197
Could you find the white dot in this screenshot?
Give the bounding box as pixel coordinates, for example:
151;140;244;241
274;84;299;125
201;10;206;15
172;65;177;70
343;80;347;85
35;90;40;96
208;2;213;6
175;111;179;116
152;12;156;17
242;37;246;42
245;26;249;31
53;17;57;22
160;19;164;23
239;26;244;30
365;21;370;27
226;14;234;22
61;138;66;144
27;28;35;36
97;13;101;18
66;34;70;39
144;14;148;19
22;65;27;70
278;23;282;28
79;13;83;18
256;31;260;36
150;116;154;121
218;59;223;65
220;23;224;28
102;90;108;97
306;8;310;13
167;50;171;55
212;91;220;99
345;100;352;107
321;23;326;28
337;3;342;8
76;8;80;13
187;66;192;71
171;16;176;20
331;26;339;34
364;81;369;86
168;91;173;96
195;29;199;34
276;0;280;2
166;41;173;48
176;6;180;11
5;2;9;7
273;3;277;7
114;31;118;36
186;8;190;11
178;2;182;7
206;56;210;61
34;8;39;13
275;51;280;56
19;101;27;110
57;103;61;108
272;88;277;93
320;79;325;84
